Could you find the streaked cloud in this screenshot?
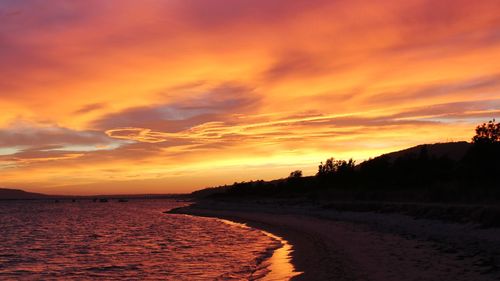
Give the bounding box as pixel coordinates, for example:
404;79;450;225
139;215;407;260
0;0;499;194
0;122;114;148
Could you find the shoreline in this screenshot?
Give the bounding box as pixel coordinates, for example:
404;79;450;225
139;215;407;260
168;201;500;281
168;207;302;280
257;229;301;281
218;219;301;280
167;204;360;280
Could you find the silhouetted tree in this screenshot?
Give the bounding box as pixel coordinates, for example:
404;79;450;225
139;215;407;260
201;120;500;202
317;158;335;177
286;170;304;190
317;158;355;177
336;159;356;175
289;170;303;178
472;119;500;144
461;120;500;185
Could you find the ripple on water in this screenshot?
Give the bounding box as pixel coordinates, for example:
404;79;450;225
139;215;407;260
0;200;284;280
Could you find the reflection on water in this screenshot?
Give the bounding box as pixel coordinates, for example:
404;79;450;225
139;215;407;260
260;230;301;281
0;200;281;280
219;219;301;281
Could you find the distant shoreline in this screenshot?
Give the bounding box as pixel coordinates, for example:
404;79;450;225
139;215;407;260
169;200;500;281
0;188;189;200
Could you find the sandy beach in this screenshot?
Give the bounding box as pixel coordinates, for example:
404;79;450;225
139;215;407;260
169;201;500;281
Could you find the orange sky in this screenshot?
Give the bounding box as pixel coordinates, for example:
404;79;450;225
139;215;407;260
1;0;500;194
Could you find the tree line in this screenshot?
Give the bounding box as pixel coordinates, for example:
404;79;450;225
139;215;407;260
194;120;500;202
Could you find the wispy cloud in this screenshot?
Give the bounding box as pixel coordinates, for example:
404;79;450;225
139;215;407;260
1;0;500;193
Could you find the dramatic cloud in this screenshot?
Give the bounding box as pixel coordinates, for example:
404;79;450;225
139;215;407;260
0;0;499;194
0;122;123;170
93;83;259;132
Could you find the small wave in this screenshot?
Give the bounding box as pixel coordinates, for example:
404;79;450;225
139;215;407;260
2;200;278;280
217;219;299;281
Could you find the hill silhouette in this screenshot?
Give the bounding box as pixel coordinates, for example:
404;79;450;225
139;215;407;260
0;188;48;200
192;120;500;204
193;141;474;200
379;141;471;163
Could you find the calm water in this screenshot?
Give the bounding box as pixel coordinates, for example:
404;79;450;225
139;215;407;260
0;200;280;280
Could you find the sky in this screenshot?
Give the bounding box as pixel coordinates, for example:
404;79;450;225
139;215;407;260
1;0;500;195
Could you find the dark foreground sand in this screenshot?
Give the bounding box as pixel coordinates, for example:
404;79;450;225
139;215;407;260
169;201;500;281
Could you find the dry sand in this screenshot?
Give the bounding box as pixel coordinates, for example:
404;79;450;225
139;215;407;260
170;201;500;281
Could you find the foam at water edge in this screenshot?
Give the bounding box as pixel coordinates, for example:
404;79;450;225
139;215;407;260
218;219;302;281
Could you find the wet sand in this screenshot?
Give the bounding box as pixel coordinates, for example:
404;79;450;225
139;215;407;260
218;219;300;281
169;201;500;281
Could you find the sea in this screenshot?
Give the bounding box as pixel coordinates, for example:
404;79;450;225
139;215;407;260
0;199;283;280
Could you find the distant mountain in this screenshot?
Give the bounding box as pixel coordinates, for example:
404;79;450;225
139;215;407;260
0;188;48;200
378;141;471;162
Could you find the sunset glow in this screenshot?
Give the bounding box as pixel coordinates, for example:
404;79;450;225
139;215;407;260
1;0;500;194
